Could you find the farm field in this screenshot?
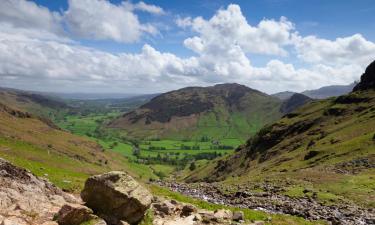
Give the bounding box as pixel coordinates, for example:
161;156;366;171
55;112;238;179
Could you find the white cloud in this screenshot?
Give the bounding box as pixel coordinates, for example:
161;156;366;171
0;0;63;34
0;2;374;94
178;4;295;56
131;1;165;15
64;0;160;43
293;33;375;66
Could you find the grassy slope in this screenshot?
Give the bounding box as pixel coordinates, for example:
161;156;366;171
0;100;320;224
186;90;375;207
0;88;68;120
0;103;161;191
111;90;282;141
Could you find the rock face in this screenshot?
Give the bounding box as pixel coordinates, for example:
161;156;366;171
0;158;79;225
81;171;153;224
353;60;375;91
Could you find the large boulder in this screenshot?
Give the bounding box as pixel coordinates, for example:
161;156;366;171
81;171;152;224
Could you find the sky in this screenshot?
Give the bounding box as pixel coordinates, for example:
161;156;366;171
0;0;375;94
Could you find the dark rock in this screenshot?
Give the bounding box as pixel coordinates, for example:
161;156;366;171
353;60;375;91
55;204;95;225
181;204;197;217
232;211;244;221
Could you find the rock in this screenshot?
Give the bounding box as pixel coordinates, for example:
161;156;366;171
1;218;27;225
253;221;265;225
41;222;59;225
213;209;233;221
181;204;197;217
153;200;176;216
199;210;217;223
81;171;152;224
353;60;375;91
232;211;244;221
0;158;80;224
55;203;95;225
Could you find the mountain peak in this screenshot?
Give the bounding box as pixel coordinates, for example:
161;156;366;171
353;60;375;91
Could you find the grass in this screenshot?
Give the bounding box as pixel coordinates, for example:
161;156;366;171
0;137;94;191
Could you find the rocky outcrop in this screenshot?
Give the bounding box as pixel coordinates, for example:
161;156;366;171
0;158;79;225
81;171;153;225
353;60;375;91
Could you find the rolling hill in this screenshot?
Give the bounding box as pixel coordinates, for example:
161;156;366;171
108;83;283;140
186;61;375;208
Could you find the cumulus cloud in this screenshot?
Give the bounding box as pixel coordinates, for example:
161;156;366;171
0;0;63;34
178;4;295;56
64;0;160;43
0;1;374;93
293;33;375;66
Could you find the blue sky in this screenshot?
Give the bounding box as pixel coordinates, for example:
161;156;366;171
0;0;374;94
34;0;375;54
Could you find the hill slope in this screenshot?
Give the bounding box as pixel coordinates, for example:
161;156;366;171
109;83;283;140
186;61;375;208
280;93;313;114
0;87;69;120
0;101;136;191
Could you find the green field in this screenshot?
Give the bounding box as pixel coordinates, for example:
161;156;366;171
55;113;238;180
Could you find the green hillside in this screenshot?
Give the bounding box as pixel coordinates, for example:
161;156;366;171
185;63;375;208
109;83;282;141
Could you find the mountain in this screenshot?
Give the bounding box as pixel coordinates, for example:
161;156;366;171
0;86;69;120
186;61;375;208
280;93;312;114
109;83;283;140
272;91;297;100
302;82;356;99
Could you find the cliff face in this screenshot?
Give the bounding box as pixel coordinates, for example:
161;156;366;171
353;60;375;91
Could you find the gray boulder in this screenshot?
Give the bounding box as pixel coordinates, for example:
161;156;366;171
81;171;152;224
